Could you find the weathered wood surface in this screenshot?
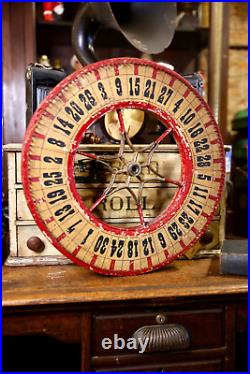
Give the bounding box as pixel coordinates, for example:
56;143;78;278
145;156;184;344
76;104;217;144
227;49;248;131
2;258;247;307
229;2;248;47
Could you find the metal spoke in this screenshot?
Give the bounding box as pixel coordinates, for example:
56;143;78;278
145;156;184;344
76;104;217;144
117;109;137;153
138;126;173;154
77;152;118;173
89;173;116;212
77;150;121;162
77;151;97;160
148;165;183;187
155;127;173;145
118;132;125;157
137;203;145;226
117;109;125;134
80;111;180;227
137;180;146;226
140;127;173;170
89;192;108;212
125;130;137;152
98;154;121;160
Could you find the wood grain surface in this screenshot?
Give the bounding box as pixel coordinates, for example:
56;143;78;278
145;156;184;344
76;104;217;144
2;258;247;307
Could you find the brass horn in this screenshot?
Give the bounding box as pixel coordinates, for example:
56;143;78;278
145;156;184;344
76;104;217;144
72;2;177;65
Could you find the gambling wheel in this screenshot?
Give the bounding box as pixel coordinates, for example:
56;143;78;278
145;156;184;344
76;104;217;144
22;58;225;276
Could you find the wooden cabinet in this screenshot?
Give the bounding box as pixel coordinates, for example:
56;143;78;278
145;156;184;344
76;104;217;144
92;306;226;371
4;144;229;266
2;259;248;371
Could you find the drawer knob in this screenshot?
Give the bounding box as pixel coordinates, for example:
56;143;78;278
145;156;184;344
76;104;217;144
199;230;214;245
27;236;45;252
132;323;190;353
155;314;167;324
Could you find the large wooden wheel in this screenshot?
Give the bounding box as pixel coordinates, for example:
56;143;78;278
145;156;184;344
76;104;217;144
22;58;225;276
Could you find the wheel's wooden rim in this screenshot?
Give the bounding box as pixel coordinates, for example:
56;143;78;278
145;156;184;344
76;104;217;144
22;58;225;276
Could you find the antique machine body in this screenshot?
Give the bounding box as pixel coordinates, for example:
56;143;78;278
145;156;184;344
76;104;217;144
4;141;228;266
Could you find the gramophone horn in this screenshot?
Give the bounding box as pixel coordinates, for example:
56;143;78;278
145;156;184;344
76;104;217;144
72;2;177;65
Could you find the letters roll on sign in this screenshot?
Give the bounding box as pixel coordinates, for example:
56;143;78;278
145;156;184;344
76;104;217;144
22;58;225;276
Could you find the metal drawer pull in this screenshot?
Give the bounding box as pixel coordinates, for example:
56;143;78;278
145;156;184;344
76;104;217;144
27;236;45;252
132;324;190;353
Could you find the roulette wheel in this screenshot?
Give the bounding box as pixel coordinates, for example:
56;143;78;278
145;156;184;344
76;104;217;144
22;57;225;275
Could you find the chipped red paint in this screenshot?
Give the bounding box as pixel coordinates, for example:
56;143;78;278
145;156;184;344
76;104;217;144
29;155;41;161
204;121;213;128
129;260;134;272
56;233;66;242
179;240;186;249
114;65;119;76
72;245;81;256
214;177;222;183
43;111;55;120
183;88;190;98
44;216;55;224
201;212;209;219
164;250;169;259
58;93;67;103
29;177;39;182
151;68;157;79
110;259;116;271
33;197;46;204
209;195;218;201
191;227;199;235
90;254;97;267
94;70;101;80
214;158;224;164
211;139;219;144
195;103;203;112
33;132;45;139
147;257;153;268
168;76;176;87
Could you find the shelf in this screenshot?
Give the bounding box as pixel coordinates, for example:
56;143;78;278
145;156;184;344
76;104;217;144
37;20;73;27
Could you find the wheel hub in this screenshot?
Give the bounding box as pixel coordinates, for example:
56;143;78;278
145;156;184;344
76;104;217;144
127;162;142;177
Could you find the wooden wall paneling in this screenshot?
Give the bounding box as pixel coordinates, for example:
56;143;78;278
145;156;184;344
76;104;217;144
2;3;36;210
227;3;248;134
227;49;248;134
229;2;248;47
219;4;230;144
3;3;14;144
208;3;230;143
3;3;36;145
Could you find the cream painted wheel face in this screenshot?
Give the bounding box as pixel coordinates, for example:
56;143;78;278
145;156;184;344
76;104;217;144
104;109;144;140
22;58;225;276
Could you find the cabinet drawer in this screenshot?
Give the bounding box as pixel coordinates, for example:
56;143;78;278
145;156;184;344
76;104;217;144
93;308;224;355
17;225;63;257
16;190;33;220
94;358;223;372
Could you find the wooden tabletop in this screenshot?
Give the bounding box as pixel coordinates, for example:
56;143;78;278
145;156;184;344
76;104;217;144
2;258;248;307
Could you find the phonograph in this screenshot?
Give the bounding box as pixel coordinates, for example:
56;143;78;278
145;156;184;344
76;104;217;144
10;3;226;275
